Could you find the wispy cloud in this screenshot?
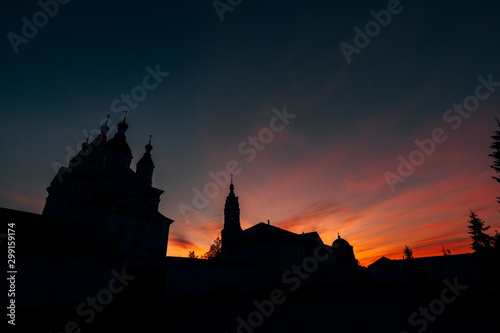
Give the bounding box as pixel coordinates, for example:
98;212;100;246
277;201;350;232
169;236;196;250
166;107;500;266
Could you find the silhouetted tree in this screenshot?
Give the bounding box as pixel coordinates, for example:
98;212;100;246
188;251;197;259
402;245;425;280
402;245;413;260
201;236;222;260
492;230;500;252
467;210;491;253
489;118;500;204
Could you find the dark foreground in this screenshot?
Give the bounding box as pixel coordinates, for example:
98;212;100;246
9;280;500;333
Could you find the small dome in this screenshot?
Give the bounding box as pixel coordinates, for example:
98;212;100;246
332;234;356;263
137;154;154;166
106;119;132;155
332;234;351;248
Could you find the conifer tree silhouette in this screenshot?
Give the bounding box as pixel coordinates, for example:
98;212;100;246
467;210;491;253
402;245;413;260
488;118;500;205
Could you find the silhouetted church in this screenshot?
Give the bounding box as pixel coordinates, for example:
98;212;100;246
221;179;357;269
43;117;173;268
3;117;175;307
164;180;360;295
3;117;360;307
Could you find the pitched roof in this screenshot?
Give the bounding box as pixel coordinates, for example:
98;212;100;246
225;222;323;246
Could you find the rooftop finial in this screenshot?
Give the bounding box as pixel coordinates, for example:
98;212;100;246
116;111;129;134
229;173;235;194
81;133;91;153
122;110;128;122
100;115;110;136
144;135;153;153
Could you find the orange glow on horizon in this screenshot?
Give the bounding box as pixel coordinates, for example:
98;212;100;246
165;112;500;267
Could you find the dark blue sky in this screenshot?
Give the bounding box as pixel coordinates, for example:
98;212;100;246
1;0;500;262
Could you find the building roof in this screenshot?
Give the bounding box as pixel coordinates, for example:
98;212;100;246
225;222;325;247
368;253;480;268
333;235;351;248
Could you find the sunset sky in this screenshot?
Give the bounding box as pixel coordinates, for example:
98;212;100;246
1;0;500;266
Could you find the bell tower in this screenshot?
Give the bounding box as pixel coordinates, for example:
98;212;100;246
222;175;242;235
136;135;155;186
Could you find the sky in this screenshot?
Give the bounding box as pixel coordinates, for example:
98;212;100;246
1;0;500;266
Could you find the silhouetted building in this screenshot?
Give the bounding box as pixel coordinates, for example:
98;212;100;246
218;181;359;284
1;207;121;308
164;182;361;296
4;117;361;307
3;118;176;308
368;254;485;284
221;181;355;261
42;118;173;268
221;179;242;235
332;234;356;263
163;257;276;296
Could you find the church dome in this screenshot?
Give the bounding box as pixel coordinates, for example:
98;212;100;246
137;143;154;167
137;153;153;166
332;235;351;248
106;137;132;154
106;120;132;155
331;233;356;263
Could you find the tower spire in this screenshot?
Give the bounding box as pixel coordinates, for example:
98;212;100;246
136;135;155;186
229;173;234;193
145;135;153;153
100;114;110;133
115;111;129;138
122;110;128;122
94;115;110;145
81;133;91;154
222;176;241;235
